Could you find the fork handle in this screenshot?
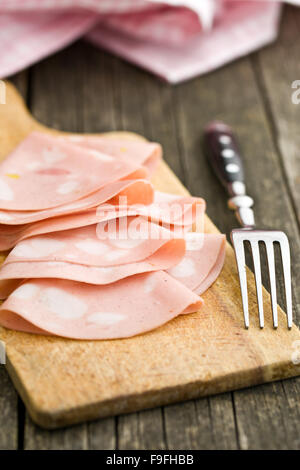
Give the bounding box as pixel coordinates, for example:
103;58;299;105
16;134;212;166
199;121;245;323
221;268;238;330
204;121;255;228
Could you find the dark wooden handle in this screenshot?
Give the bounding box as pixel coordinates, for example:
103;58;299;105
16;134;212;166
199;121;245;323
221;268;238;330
204;121;245;196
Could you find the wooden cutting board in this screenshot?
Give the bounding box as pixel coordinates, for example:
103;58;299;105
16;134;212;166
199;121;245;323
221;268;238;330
0;82;300;429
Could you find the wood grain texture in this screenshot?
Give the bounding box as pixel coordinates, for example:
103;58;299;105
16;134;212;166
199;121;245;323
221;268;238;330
164;394;238;450
117;409;166;450
24;414;88;450
0;368;18;449
0;81;300;431
234;381;300;450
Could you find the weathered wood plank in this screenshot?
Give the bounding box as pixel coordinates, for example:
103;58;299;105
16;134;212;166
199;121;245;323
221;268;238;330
234;380;300;450
9;71;29;101
114;60;186;180
277;377;300;449
29;51;82;132
24;415;88;450
88;418;116;450
118;410;166;450
0;367;18;449
164;395;238;450
164;401;203;450
206;394;238;450
80;44;119;133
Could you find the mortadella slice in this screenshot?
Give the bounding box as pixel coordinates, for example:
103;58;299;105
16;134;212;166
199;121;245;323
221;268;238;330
0;235;185;298
0;191;202;250
0;178;152;226
0;132;149;211
0;199;191;251
5;219;184;267
0;232;226;300
61;135;162;175
0;273;203;339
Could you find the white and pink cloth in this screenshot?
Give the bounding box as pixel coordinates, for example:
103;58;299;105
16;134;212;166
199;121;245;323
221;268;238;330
0;1;298;83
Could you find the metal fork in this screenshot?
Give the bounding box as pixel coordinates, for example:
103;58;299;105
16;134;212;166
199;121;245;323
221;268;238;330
204;121;292;329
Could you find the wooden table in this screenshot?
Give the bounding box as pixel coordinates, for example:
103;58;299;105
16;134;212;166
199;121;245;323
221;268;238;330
0;5;300;450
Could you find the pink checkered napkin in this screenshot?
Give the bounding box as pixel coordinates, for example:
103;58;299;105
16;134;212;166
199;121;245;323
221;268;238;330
0;0;215;79
87;1;282;83
0;1;299;83
0;11;99;78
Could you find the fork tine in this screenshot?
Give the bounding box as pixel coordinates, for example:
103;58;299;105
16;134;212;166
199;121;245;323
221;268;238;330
233;238;249;328
250;241;264;328
278;234;293;329
265;241;278;329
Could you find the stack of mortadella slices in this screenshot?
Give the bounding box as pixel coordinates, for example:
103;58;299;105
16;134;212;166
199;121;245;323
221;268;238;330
0;132;225;339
